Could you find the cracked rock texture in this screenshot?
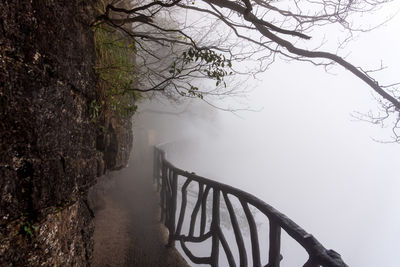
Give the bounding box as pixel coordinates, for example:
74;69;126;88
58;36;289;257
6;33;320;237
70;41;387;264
0;0;132;265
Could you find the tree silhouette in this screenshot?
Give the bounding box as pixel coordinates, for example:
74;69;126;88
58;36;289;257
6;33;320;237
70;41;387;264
94;0;400;141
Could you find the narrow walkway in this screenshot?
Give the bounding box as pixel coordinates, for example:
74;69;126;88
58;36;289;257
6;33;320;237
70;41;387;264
91;139;188;266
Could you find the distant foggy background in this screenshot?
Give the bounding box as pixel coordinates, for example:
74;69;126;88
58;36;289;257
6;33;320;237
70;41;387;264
131;4;400;267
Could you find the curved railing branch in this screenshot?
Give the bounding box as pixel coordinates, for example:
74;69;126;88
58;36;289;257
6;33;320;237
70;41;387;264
154;146;348;267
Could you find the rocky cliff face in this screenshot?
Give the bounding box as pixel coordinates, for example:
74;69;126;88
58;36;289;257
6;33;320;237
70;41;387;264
0;0;132;265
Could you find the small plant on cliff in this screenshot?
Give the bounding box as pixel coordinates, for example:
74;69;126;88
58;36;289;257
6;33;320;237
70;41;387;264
22;221;38;238
93;19;139;120
19;213;39;239
90;99;101;120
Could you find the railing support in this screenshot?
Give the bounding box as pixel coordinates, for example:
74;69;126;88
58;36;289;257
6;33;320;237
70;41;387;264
268;220;282;267
211;189;220;267
167;171;178;247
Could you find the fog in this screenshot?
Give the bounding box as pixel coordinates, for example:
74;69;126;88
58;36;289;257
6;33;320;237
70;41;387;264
128;5;400;267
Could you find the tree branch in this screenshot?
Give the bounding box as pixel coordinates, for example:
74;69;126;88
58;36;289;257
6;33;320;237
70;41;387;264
204;0;400;110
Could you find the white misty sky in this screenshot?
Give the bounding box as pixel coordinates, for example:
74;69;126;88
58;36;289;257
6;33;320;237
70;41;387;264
199;6;400;266
136;2;400;266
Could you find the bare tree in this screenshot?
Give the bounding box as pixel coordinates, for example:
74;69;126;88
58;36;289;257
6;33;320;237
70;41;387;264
93;0;400;141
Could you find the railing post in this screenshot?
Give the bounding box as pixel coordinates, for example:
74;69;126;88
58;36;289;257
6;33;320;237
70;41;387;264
153;148;157;184
211;189;220;267
223;192;247;267
241;200;261;267
167;171;178;247
268;219;282;267
303;258;320;267
160;163;167;223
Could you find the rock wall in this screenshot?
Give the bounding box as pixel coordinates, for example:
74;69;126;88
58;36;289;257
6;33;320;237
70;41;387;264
0;0;132;265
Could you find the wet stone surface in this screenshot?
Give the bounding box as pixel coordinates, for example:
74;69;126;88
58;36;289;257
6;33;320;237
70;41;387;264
0;0;132;265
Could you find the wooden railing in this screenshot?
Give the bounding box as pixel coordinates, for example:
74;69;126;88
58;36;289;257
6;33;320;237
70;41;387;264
154;146;348;267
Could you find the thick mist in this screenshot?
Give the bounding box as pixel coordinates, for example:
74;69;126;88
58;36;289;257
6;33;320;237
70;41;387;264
126;5;400;267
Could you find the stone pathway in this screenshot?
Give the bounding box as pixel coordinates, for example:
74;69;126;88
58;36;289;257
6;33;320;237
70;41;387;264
91;144;188;267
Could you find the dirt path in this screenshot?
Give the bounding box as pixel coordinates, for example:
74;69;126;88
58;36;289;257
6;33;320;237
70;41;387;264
91;141;188;266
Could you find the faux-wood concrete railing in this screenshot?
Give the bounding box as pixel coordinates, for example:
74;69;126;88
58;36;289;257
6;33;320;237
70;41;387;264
154;146;348;267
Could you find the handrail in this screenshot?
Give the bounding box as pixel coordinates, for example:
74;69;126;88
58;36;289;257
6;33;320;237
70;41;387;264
154;146;348;267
